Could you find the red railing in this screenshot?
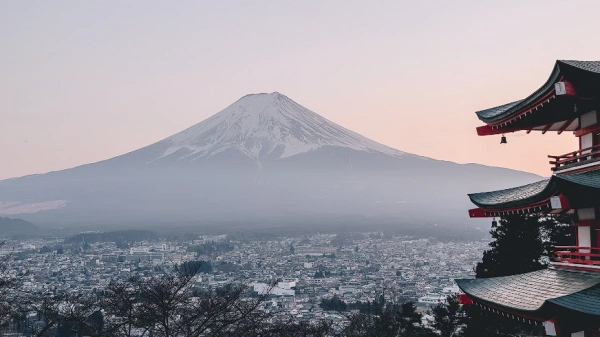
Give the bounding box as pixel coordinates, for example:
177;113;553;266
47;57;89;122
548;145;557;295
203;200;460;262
548;144;600;171
553;246;600;266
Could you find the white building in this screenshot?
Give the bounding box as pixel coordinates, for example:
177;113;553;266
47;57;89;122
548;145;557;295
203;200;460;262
252;281;295;296
417;293;447;306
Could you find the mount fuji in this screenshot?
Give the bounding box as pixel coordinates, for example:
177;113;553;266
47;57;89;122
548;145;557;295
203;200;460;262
155;92;405;164
0;92;540;229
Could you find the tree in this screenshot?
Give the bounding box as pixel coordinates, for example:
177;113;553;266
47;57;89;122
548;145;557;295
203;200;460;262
101;262;276;337
179;283;273;337
101;280;140;337
540;214;576;259
125;263;200;337
475;215;546;278
397;302;434;337
21;293;64;337
343;301;435;337
21;292;102;337
468;214;555;337
320;295;347;312
431;296;464;337
265;319;331;337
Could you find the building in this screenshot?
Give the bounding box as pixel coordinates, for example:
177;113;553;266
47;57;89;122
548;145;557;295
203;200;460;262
417;293;447;306
456;60;600;337
253;280;296;297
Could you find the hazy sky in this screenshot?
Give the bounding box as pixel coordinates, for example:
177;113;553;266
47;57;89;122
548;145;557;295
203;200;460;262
2;0;599;180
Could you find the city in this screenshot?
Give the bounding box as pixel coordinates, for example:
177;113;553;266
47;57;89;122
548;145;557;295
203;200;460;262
3;1;600;336
0;231;485;331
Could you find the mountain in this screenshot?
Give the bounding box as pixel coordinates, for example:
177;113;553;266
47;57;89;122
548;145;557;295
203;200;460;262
0;92;540;229
0;217;38;236
151;92;405;165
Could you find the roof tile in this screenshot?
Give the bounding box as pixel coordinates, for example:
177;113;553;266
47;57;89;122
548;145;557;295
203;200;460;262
456;269;600;313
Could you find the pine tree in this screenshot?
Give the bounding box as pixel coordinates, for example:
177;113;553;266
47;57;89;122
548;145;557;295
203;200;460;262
540;214;576;259
475;215;546;278
432;296;464;337
466;214;560;336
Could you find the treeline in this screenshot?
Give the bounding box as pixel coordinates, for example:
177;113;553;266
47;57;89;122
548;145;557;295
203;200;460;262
321;294;394;314
0;261;470;337
186;241;234;256
63;230;159;245
0;261;544;337
179;260;213;274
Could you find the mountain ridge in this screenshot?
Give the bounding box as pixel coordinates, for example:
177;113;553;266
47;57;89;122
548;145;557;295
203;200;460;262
0;92;541;228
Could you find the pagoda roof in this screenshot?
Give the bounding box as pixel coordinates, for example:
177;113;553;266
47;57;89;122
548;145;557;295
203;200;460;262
476;60;600;124
558;167;600;188
548;284;600;316
476;100;522;121
468;179;554;210
468;167;600;212
456;268;600;315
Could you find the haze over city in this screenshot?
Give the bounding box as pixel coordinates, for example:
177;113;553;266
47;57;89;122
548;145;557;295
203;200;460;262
3;0;600;180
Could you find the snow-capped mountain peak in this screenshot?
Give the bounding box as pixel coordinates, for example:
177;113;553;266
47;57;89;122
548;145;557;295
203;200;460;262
156;92;406;163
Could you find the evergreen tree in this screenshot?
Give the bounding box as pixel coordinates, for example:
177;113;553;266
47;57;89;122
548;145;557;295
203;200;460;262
466;214;562;336
343;301;435;337
475;215;546;278
397;302;434;337
540;214;576;259
320;295;347;312
431;296;464;337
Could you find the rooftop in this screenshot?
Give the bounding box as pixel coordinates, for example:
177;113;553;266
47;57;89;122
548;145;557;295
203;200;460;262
468;167;600;212
475;60;600;123
456;268;600;315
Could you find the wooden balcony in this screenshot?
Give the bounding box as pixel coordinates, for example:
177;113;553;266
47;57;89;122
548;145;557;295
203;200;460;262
553;246;600;266
548;144;600;172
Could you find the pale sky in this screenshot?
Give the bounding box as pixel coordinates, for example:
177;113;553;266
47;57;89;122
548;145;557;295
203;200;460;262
2;0;599;180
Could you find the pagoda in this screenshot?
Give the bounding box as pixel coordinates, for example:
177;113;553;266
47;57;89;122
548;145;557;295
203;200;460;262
455;60;600;337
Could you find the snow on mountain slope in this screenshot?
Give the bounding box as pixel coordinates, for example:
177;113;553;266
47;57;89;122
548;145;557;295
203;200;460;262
152;92;407;164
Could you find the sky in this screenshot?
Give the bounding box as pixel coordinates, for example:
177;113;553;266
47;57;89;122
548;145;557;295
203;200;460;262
1;0;599;180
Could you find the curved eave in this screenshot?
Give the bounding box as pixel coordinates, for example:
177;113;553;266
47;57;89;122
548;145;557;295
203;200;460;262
475;97;582;136
468;179;555;210
467;167;600;217
475;60;600;124
547;285;600;316
456;269;600;316
468;201;552;218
